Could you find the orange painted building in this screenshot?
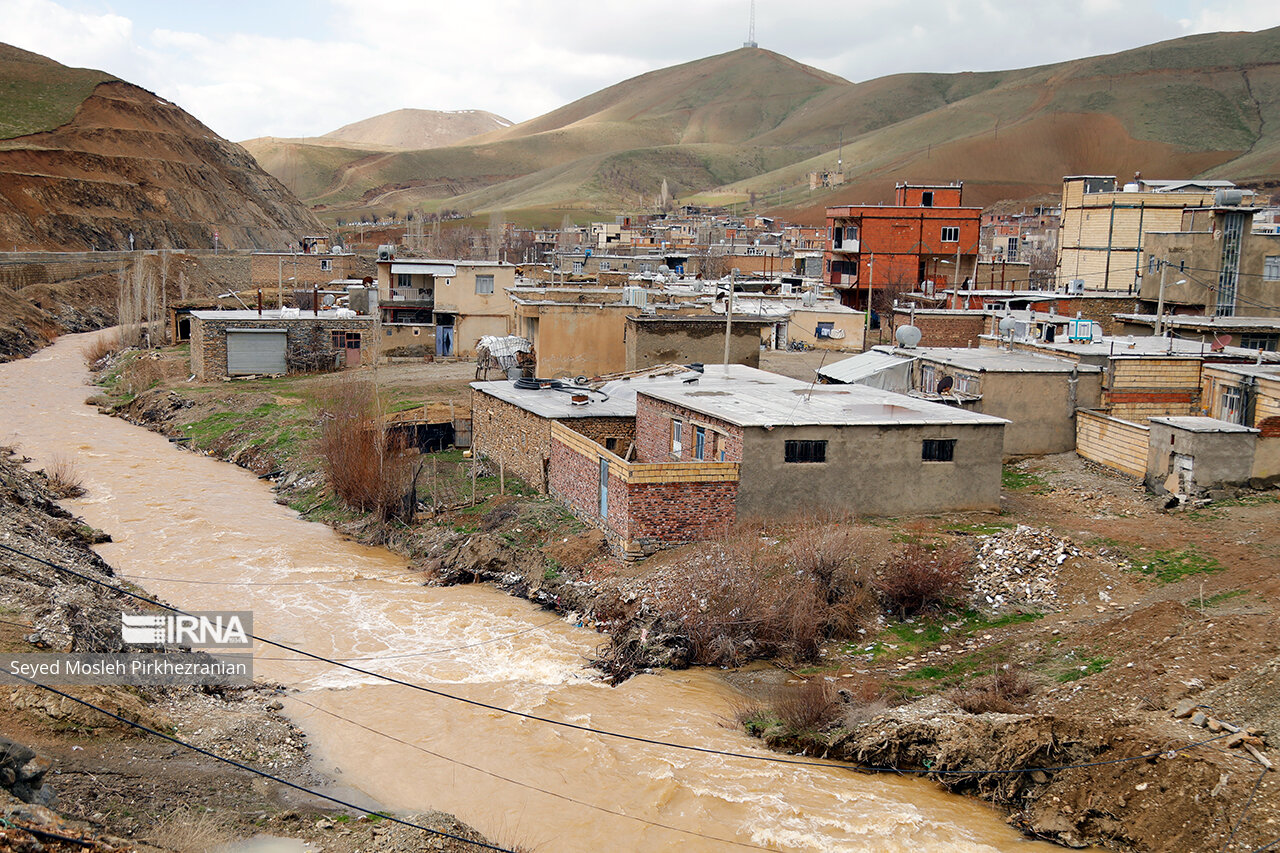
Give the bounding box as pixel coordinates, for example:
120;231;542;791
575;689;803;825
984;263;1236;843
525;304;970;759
824;183;982;310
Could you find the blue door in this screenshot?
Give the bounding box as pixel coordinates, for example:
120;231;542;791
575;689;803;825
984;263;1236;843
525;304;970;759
598;457;608;518
436;325;454;357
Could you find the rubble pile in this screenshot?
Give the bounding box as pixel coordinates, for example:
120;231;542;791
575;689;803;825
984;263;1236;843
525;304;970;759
970;525;1079;611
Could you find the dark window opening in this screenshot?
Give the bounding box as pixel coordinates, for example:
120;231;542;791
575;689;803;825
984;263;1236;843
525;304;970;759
785;440;827;463
604;437;619;452
922;439;956;462
922;191;934;207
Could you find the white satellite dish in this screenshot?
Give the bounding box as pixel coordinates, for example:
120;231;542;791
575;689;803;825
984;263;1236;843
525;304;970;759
895;325;922;348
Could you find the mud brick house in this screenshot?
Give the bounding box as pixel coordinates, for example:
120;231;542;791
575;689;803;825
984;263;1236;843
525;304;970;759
824;183;982;310
624;315;770;370
189;309;373;380
549;366;1006;556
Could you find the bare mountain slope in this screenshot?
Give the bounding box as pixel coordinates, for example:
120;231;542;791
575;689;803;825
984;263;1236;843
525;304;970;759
322;108;511;150
244;30;1280;225
0;45;321;251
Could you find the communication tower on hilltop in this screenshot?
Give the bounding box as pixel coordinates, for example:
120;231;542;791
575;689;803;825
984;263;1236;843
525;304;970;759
743;0;758;48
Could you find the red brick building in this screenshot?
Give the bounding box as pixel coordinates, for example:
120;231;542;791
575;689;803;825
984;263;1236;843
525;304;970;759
825;183;982;310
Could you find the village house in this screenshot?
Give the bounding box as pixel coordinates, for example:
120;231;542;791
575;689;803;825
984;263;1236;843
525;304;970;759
824;183;983;310
818;346;1102;456
374;258;516;358
250;249;361;294
1128;203;1280;325
1055;175;1252;292
188;308;373;380
474;366;1007;555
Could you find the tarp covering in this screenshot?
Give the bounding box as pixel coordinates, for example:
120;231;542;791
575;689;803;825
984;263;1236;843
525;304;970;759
817;350;914;392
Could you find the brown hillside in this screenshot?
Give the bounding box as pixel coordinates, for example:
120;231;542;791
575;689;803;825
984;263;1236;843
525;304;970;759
0;69;322;251
321;108;511;150
244;28;1280;226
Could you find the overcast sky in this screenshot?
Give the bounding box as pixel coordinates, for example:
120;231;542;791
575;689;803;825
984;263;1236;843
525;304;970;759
4;0;1279;142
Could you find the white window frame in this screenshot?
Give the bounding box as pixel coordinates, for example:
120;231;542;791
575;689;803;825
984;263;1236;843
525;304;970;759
320;259;333;272
671;419;683;456
1220;385;1244;424
941;226;959;243
475;274;495;295
1264;256;1280;281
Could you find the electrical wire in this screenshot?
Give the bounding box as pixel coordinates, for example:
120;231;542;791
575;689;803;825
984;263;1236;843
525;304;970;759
287;694;773;851
2;670;516;853
0;541;1245;779
1219;766;1272;853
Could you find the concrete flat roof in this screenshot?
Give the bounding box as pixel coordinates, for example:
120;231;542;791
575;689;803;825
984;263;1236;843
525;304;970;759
1021;335;1280;362
189;310;371;321
898;347;1103;374
1150;416;1258;434
1201;362;1280;379
1115;313;1280;331
471;370;701;419
639;365;1007;429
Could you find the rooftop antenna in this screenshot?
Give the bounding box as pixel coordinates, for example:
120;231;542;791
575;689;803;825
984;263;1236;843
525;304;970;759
743;0;758;48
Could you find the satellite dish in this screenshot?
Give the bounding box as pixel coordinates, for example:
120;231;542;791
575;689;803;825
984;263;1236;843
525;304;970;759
1210;334;1231;352
895;324;922;348
937;375;954;394
322;294;336;307
998;315;1018;335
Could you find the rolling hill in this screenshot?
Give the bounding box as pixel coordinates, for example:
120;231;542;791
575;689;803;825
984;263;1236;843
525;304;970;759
242;27;1280;226
0;43;321;251
321;108;511;150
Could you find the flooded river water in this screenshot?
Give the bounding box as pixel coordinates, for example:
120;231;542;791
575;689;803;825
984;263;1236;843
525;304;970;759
0;332;1058;851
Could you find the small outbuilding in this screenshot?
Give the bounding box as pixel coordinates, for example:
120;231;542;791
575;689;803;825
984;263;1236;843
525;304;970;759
189;309;374;380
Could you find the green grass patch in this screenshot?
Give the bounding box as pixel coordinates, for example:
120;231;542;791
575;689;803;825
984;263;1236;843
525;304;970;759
1056;655;1112;682
1131;547;1226;583
1002;467;1050;492
1188;589;1248;610
866;609;1043;659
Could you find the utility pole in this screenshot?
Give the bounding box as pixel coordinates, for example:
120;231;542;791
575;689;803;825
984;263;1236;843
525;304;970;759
1155;259;1167;335
723;268;737;364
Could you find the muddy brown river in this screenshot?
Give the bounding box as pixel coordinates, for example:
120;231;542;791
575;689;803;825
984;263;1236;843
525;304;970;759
0;332;1059;851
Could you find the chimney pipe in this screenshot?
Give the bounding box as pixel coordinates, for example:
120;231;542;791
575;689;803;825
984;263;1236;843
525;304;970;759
314;285;319;317
257;288;263;316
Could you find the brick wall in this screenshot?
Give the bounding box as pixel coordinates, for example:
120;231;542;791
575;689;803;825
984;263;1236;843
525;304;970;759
892;310;986;348
634;394;743;463
470;390;554;492
562;416;636;455
549;422;739;556
189;315;373;380
249;253;365;290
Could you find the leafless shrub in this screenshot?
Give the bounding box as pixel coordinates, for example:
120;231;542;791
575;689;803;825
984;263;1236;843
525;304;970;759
121;355;172;395
667;525;878;667
874;543;971;618
145;806;234;852
947;665;1036;714
45;453;85;498
317;380;419;522
81;331;120;367
774;680;840;732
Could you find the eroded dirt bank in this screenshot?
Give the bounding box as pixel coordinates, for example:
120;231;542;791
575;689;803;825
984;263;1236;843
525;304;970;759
0;449;494;852
103;348;1280;852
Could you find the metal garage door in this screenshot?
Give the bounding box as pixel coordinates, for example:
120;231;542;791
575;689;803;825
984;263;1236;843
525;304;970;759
226;329;287;376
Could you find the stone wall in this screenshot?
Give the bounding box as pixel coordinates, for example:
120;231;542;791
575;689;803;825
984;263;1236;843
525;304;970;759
562;416;636;456
189;314;373;380
470;390;554;492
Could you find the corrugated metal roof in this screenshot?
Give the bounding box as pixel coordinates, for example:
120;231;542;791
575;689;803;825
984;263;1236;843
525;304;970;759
817;351;913;384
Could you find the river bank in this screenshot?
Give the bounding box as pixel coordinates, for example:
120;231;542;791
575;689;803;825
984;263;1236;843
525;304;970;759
91;341;1280;851
0;448;500;852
